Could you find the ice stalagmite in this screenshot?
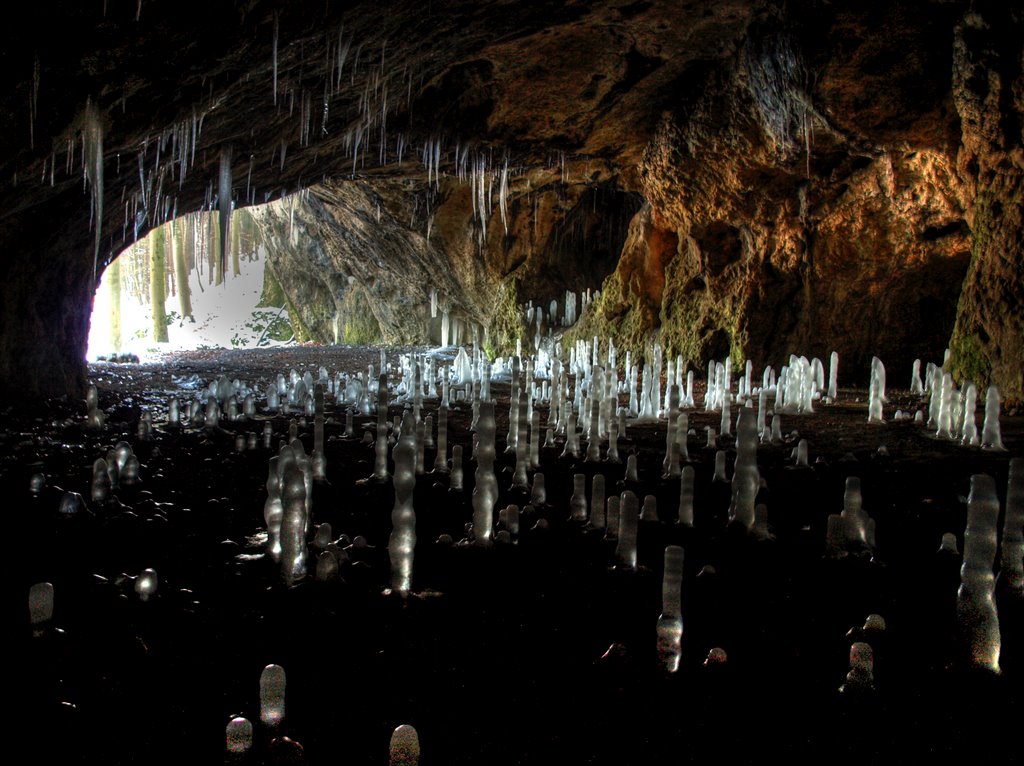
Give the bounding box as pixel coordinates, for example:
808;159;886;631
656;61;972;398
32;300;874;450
591;475;606;529
260;664;286;726
868;358;885;423
91;458;111;503
225;717;253;753
450;445;464;490
980;386;1005;450
713;451;727;482
936;372;954;438
657;545;685;672
615;493;639;569
569;474;588;521
135;568;158;601
998;458;1023;595
264;456;283;562
828;351;839;400
280;463;308;586
729;409;758;531
910;359;924;395
531;473;546;506
29;582;54;636
957;474;1001;672
679;466;695;526
472;401;498;545
841;642;874;692
389;411;417;596
433;406;449;472
961;383;979;446
389;724;420;766
512;391;530;488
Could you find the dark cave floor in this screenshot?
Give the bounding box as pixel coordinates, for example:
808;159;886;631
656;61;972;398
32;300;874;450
11;346;1024;765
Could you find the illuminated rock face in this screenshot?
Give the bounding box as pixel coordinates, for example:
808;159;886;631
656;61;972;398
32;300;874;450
2;2;1022;403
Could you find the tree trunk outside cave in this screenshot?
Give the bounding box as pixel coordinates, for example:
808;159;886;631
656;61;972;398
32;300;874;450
150;228;169;343
172;219;193;321
109;257;122;352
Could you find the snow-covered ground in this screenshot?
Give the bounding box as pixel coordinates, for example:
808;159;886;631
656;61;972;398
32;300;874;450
87;246;291;361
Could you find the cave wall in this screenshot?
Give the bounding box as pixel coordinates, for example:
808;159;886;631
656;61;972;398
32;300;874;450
0;0;1021;401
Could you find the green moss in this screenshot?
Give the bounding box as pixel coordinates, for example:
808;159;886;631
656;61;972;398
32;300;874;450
949;332;990;387
484;278;525;359
339;287;382;345
258;265;286;308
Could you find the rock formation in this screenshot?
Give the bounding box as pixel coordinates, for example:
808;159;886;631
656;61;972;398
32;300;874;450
0;0;1020;401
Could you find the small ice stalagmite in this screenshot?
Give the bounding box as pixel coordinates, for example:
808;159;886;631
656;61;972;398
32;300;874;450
841;642;874;692
280;463;308;586
472;401;498;546
260;664;286;726
679;466;695;526
980;386;1005;450
591;475;606;529
713;450;728;482
433;406;449;473
561;409;580;458
770;414;782;443
569;473;588;521
135;568;158;601
225;717;253;754
910;358;924;395
827;351;839;400
625;454;638;482
389;411;418;596
265;456;284;562
450;445;464;491
938;532;960;554
607;419;620;462
641;494;658;521
729;408;759;531
706;427;717;449
605;495;621;539
29;582;54;636
586;398;602;462
531;473;547;506
998;458;1023;595
961;383;979;446
795;438;809;467
867;358;885;423
512;391;530;489
957;474;1001;672
657;545;685;672
936;372;955;439
615;492;639;570
389;724;420;766
91;458;111;503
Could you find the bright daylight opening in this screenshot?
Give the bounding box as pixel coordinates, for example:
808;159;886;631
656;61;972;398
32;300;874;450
87;201;294;360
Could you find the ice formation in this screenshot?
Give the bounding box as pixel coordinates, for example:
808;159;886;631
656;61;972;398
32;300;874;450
225;717;253;754
625;454;638;482
450;445;464;490
29;582;54;636
656;545;685;672
389;411;417;595
678;466;695;526
530;473;547;506
472;401;498;545
569;473;588;521
280;462;308;586
641;494;658;521
591;474;606;529
961;383;979;446
264;456;284;562
980;386;1005;450
841;641;874;692
938;532;959;554
957;474;1001;672
615;493;639;570
795;438;809;467
910;359;924;395
827;351;839;400
713;451;727;483
867;358;885;423
389;724;420;766
999;458;1023;595
259;664;286;726
729;409;759;531
135;568;158;601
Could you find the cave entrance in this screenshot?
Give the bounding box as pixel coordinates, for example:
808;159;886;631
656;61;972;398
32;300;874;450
87;200;297;360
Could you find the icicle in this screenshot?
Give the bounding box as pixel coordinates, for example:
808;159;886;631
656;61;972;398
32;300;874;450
83;100;104;280
272;14;279;105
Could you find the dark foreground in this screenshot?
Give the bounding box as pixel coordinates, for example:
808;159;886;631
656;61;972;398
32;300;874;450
12;346;1024;765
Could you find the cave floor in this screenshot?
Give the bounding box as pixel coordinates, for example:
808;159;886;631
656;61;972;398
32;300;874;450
13;346;1023;765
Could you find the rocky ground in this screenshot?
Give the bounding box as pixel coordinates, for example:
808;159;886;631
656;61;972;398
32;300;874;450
13;346;1023;765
